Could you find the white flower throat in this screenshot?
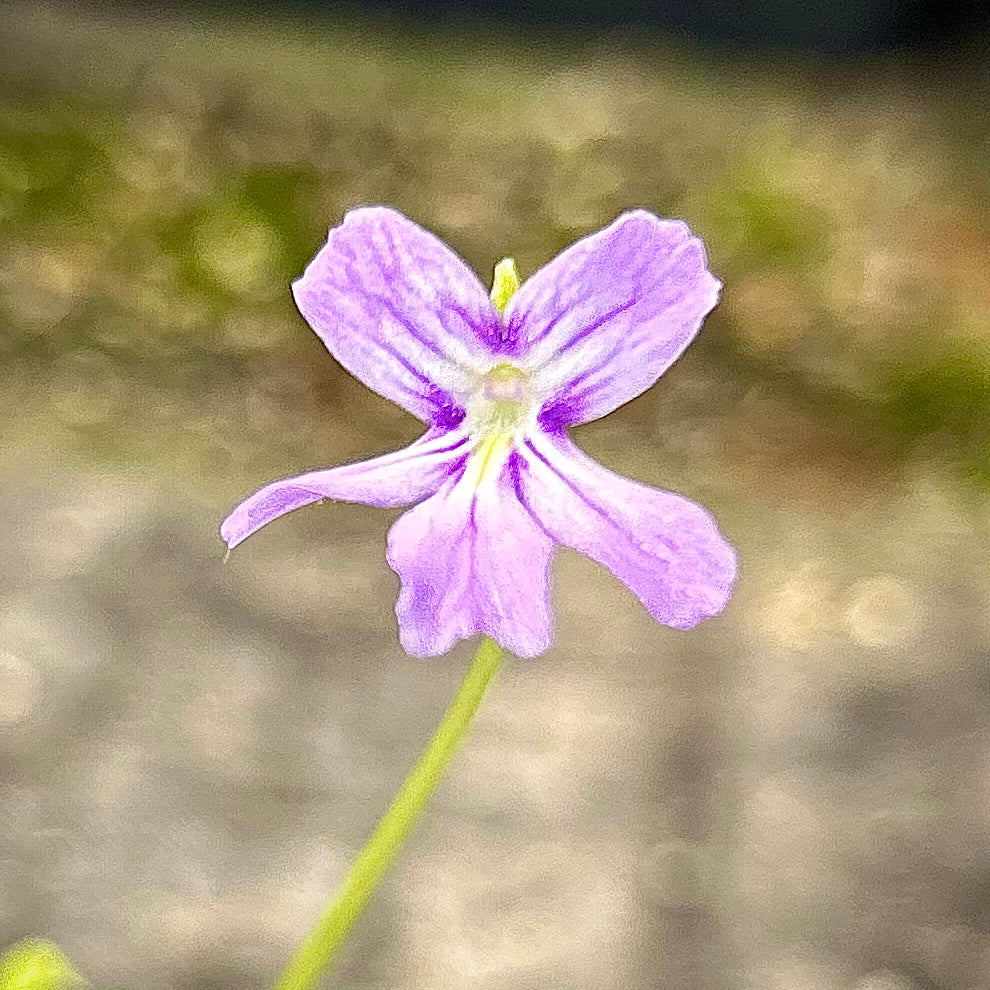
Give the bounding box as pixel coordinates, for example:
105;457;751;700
461;259;535;489
463;363;536;488
472;363;532;433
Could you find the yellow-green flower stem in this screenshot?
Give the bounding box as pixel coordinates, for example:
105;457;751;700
269;637;504;990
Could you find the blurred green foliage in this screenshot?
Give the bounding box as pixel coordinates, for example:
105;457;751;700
0;940;84;990
0;1;987;497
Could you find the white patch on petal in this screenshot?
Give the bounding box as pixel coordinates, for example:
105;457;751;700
460;362;541;491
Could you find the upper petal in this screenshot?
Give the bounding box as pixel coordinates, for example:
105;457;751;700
515;431;736;628
221;430;469;549
502;210;720;427
293;207;501;425
386;464;554;658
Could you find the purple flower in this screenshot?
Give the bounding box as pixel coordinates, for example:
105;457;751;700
221;207;736;658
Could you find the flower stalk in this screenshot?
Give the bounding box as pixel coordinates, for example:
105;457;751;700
268;637;504;990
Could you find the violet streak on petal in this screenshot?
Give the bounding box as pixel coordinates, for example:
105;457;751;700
292;207;500;427
502;210;721;428
386;467;554;658
515;431;736;629
220;430;469;549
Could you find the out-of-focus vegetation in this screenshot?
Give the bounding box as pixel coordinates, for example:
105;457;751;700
0;2;988;499
0;939;84;990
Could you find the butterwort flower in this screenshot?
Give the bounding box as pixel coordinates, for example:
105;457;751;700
221;207;736;657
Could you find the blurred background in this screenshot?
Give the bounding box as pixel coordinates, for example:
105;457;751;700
1;1;989;988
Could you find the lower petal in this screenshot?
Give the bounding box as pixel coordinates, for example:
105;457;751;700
386;466;554;658
221;430;469;549
516;432;736;629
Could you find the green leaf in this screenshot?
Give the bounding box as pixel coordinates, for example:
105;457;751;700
0;940;85;990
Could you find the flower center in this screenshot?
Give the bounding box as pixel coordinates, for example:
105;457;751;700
461;363;534;489
457;261;532;491
469;363;533;436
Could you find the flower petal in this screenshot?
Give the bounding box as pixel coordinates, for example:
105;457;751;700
221;430;470;549
292;207;500;426
502;210;720;427
516;431;736;628
386;465;554;658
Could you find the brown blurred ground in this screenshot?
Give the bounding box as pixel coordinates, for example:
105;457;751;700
1;4;989;989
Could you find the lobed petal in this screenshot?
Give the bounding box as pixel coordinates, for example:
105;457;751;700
221;430;469;549
516;431;736;628
293;207;500;426
502;210;720;427
386;466;554;658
